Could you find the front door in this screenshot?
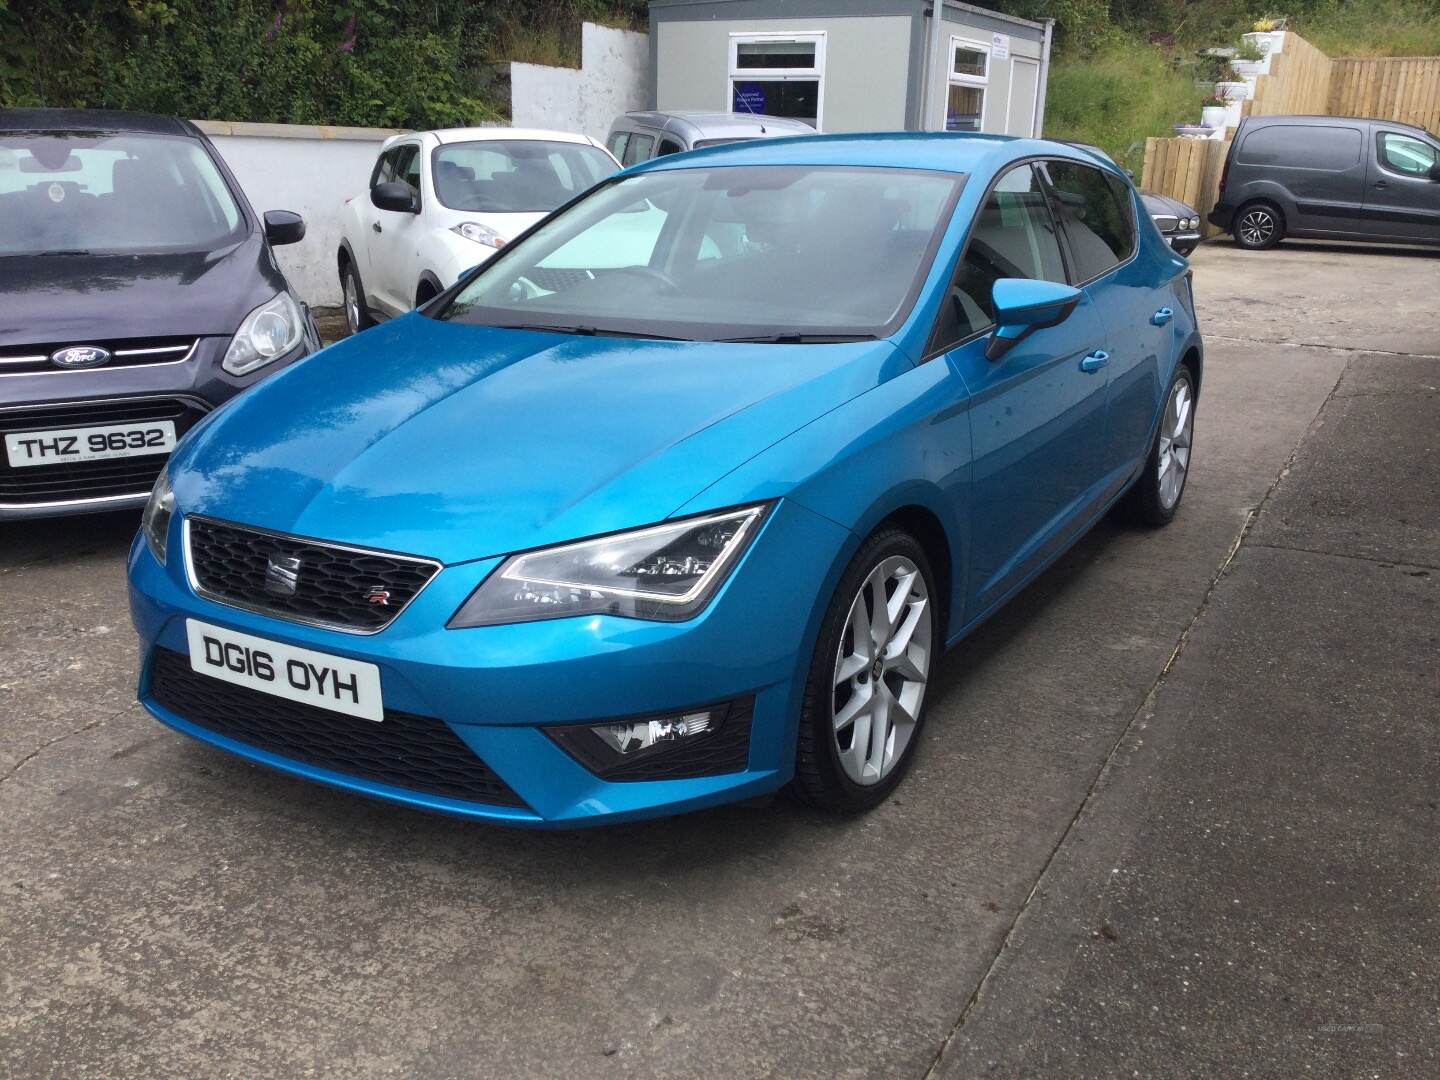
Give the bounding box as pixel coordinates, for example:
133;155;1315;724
930;163;1111;620
373;142;426;313
1361;128;1440;243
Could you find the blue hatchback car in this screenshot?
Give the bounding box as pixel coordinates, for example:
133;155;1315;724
128;133;1201;827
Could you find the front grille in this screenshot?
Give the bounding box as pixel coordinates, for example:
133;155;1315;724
0;397;207;506
0;335;198;375
187;517;440;633
149;647;527;807
1151;214;1180;233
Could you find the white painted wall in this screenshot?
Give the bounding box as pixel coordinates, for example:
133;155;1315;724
198;121;396;308
510;22;650;142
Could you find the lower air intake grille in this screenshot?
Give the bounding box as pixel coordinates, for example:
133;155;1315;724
149;647;526;808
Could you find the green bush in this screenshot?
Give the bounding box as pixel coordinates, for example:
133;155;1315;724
0;0;645;127
1042;38;1197;176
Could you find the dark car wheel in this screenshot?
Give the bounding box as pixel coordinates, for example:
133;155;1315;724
342;260;375;334
1120;365;1196;527
1234;202;1284;250
1173;242;1197;257
792;527;936;814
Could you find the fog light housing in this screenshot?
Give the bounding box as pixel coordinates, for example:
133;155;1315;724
547;698;754;781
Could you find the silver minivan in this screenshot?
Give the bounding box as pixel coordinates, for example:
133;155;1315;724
605;111;816;167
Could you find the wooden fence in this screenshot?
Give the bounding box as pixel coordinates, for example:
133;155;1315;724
1140;137;1230;237
1247;33;1333;117
1329;57;1440;132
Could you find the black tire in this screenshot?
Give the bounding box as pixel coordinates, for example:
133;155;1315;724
1233;201;1284;250
341;259;375;335
1119;364;1197;527
414;280;439;309
791;527;937;814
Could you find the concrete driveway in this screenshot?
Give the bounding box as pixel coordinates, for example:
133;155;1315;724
2;241;1436;1078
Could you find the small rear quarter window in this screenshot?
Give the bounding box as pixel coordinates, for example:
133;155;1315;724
1237;124;1362;171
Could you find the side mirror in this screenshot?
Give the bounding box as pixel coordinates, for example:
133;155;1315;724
986;278;1083;361
371;181;419;213
1429;161;1440;182
263;209;305;246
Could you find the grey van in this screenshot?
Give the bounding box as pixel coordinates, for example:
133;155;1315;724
605;111;815;167
1209;114;1440;250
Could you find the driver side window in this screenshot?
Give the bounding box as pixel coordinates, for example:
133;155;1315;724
1378;131;1437;177
928;163;1067;355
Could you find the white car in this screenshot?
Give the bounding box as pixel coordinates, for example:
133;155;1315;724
337;127;619;333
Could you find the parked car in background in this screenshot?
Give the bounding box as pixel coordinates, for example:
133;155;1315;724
130;133;1201;827
0;108;317;521
337;128;619;334
1071;142;1201;255
1209;115;1440;249
606;111;816;165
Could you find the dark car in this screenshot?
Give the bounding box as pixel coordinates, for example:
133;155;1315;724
1070;143;1201;255
1209;114;1440;250
0;108;319;520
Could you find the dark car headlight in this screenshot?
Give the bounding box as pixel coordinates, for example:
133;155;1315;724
142;468;175;564
449;504;770;628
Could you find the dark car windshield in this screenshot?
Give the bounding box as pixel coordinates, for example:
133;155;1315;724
438;165;963;341
0;132;246;256
431;140;617;213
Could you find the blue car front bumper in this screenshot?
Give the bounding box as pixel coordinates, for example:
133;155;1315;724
127;499;853;827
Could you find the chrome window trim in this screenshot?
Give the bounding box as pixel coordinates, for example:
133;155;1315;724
183;514;443;636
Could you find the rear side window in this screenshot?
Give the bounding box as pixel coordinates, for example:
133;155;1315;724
657;137;684;157
622;133;655;166
608;131;629;160
928;163;1066;353
1044;160;1134;282
1377;131;1438;177
1237;124;1362;171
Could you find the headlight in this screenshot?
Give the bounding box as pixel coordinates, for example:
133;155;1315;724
449;504;770;627
222;292;304;376
142;468;175;564
1187;216;1200;230
451;222;506;249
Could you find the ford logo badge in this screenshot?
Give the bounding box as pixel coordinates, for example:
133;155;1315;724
50;345;112;370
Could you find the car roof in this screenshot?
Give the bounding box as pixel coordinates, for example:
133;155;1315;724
0;107;200;137
383;127;602;149
626;131;1123;178
618;111;817;139
1241;113;1430;134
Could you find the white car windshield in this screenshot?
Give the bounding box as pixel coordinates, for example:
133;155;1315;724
439;165;963;341
0;132;245;256
431;140;618;213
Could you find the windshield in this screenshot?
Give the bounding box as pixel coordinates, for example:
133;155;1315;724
0;132;245;256
438;165;963;341
431;140;618;213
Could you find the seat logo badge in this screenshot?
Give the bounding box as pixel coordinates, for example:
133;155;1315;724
50;345;111;370
264;555;303;597
365;586;391;606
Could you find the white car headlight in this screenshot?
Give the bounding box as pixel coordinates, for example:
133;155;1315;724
222;292;305;376
449;504;770;627
142;468;175;565
451;222;506;249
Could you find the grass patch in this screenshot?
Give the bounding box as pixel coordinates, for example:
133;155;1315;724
1295;0;1440;57
1042;38;1199;176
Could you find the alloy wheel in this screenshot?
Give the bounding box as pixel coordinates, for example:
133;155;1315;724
1158;376;1194;510
1238;209;1274;247
831;555;932;786
344;273;361;335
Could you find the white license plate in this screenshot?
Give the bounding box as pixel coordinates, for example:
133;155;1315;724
185;619;383;722
4;420;176;468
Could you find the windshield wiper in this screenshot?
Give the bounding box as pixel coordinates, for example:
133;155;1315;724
492;323;688;341
712;332;879;344
35;249;94;256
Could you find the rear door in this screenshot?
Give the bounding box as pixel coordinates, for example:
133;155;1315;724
1042;159;1164;495
1235;122;1367;235
929;162;1110;619
1361;127;1440;243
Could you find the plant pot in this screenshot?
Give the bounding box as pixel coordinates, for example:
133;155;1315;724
1244;30;1286;56
1224;99;1245;127
1230;58;1267;78
1216;80;1253;101
1201;106;1230;129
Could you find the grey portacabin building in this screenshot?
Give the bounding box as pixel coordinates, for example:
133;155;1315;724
648;0;1053;136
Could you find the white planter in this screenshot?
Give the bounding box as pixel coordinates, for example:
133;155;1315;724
1244;30;1286;56
1230;58;1267;78
1201;106;1229;129
1223;99;1245;127
1216;80;1254;101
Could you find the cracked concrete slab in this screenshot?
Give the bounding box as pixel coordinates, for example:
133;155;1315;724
1;242;1434;1078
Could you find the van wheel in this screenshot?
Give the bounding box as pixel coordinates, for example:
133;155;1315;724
1234;202;1283;250
342;261;374;334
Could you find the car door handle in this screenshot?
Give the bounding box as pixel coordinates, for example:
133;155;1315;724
1151;307;1174;326
372;222;383;233
1080;350;1110;373
1374;180;1388;189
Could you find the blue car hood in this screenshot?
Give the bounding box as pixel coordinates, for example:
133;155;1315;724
171;315;899;564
